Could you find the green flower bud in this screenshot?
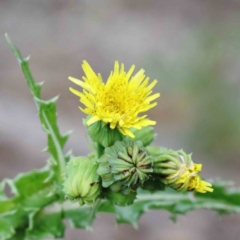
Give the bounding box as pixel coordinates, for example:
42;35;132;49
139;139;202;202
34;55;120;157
84;117;123;147
63;156;100;205
97;139;153;192
128;126;155;147
148;146;213;193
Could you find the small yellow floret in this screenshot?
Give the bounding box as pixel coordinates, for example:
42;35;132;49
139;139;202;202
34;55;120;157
69;61;160;138
175;163;213;193
189;176;214;193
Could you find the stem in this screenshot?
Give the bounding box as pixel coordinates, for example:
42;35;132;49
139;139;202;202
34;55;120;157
85;144;104;225
42;111;66;180
86;198;101;228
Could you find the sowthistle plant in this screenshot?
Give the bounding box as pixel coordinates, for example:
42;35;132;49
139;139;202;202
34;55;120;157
1;34;240;240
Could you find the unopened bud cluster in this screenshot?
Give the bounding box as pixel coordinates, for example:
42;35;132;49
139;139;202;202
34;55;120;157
63;126;213;207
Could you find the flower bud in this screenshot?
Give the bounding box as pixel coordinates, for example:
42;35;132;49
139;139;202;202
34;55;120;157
128;126;155;147
148;146;213;193
63;156;100;205
84;117;123;147
97;139;153;192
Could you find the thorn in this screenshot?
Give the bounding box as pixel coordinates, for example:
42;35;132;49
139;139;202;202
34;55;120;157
24;55;30;61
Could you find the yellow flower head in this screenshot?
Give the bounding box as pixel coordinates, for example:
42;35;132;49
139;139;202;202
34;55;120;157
68;61;160;138
174;163;214;193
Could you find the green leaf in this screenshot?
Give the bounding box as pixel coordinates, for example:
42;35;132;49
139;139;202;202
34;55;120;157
0;206;37;238
7;230;25;240
62;182;240;229
4;34;68;239
26;206;65;239
64;204;93;229
0;218;15;240
73;183;240;228
5;34;41;102
0;182;7;201
5;34;69;181
112;183;240;226
37;97;70;179
0;168;59;239
0;167;58;213
63;200;114;230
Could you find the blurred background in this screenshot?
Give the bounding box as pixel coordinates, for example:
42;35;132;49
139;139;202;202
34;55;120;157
1;0;240;239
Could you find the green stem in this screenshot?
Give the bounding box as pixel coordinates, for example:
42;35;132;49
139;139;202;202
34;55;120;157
97;143;105;158
86;144;104;225
86;198;101;228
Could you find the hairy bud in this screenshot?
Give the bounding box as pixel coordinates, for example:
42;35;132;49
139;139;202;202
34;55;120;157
98;139;153;189
148;146;213;193
63;156;100;205
84;117;123;147
128;126;155;147
97;139;153;205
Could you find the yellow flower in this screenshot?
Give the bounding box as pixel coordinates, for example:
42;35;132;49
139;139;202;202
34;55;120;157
188;176;213;193
150;147;214;194
174;164;214;193
69;61;160;138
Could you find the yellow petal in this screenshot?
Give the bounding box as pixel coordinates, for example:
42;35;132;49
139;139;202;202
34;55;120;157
138;119;156;126
86;116;101;126
144;93;160;103
119;127;135;138
114;61;119;75
146;79;158;92
68;76;95;94
79;107;92;114
139;102;157;112
82;60;98;80
110;121;118;129
125;65;135;81
69;87;84;98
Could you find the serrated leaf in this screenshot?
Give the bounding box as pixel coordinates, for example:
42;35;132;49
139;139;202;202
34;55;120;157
5;35;41;101
37;99;68;168
62;199;113;230
5;34;69;181
111;183;240;226
3;34;68;239
0;168;59;239
64;204;93;229
60;182;240;230
0;167;58;212
0;206;36;238
26;206;65;239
